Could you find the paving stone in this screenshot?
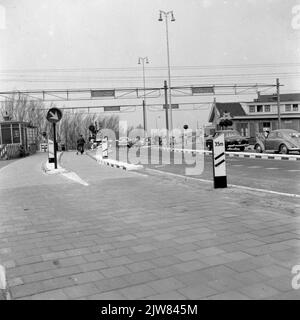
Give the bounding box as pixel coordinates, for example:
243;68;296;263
238;283;280;299
146;291;187;300
196;247;226;257
178;284;218;299
94;277;129;293
256;265;290;279
207;277;245;292
88;291;126;300
126;261;155;273
63;283;99;299
175;251;201;262
266;276;294;292
70;271;104;284
27;289;69;300
208;291;250;300
174;260;207;273
119;284;157;299
79;261;107;272
233;271;271;286
10;282;45;299
105;256;133;267
148;277;186;293
101;266;131;278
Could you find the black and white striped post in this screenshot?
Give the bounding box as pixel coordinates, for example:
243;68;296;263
212;133;227;188
102;136;108;158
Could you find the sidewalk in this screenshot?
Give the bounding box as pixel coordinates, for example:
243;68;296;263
0;151;299;300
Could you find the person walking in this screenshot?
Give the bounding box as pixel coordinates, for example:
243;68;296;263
76;135;86;155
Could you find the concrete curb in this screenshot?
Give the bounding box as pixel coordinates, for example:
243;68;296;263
87;152;143;171
160;147;300;161
41;152;68;174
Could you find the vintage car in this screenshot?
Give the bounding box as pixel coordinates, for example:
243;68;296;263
117;137;133;148
205;129;249;151
254;129;300;154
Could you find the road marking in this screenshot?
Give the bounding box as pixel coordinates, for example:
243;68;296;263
247;166;262;168
265;168;279;170
231;164;244;167
62;172;89;186
287;170;300;172
145;168;300;198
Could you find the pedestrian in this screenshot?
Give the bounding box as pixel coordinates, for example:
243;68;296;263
76;135;86;155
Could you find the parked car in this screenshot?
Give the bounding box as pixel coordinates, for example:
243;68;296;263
254;129;300;154
206;129;249;151
117;137;134;148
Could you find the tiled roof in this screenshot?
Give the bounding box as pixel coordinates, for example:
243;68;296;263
208;102;246;122
256;93;300;102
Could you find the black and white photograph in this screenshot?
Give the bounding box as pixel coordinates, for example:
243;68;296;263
0;0;300;307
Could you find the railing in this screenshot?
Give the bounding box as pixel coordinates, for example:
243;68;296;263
0;143;21;160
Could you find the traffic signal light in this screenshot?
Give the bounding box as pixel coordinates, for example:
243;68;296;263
42;131;47;138
88;125;96;134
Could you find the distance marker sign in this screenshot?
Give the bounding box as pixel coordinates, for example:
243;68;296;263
212;133;227;188
46;107;62;123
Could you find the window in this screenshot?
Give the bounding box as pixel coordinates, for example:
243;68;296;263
268;132;276;139
240;123;248;137
249;105;255;113
293;104;298;111
257;105;263;112
1;124;12;144
285;104;291;112
263;122;271;128
264;105;270;112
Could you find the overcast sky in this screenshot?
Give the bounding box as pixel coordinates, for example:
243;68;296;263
0;0;299;128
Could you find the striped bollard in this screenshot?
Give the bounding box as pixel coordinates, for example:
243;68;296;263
102;136;108;158
212;133;227;188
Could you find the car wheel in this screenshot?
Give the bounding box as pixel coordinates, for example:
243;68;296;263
255;144;263;153
239;146;245;152
279;144;289;154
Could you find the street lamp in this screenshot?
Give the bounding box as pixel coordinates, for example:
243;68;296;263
158;10;175;145
138;57;149;137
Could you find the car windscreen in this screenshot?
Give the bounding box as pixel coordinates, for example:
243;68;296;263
288;132;300;138
224;131;239;137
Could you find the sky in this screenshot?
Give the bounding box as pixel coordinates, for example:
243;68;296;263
0;0;300;128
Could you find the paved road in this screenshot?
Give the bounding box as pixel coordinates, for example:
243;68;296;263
116;148;300;196
0;152;300;300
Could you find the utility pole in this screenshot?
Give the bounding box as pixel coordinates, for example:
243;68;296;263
164;80;169;143
276;78;281;129
138;57;149;137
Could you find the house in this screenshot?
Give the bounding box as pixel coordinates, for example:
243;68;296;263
0;117;38;159
208;93;300;143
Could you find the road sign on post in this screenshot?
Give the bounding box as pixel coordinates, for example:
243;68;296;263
212;133;227;188
46;107;62;169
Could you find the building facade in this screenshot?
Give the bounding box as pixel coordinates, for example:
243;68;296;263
208;93;300;144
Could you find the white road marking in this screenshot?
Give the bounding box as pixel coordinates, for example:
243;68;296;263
265;168;279;170
62;172;89;186
231;165;244;167
145;168;300;198
247;166;262;168
287;170;300;172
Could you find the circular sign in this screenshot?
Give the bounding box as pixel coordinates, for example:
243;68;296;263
183;124;188;130
46;107;63;123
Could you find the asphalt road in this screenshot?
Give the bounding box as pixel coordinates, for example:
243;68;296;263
122;148;300;196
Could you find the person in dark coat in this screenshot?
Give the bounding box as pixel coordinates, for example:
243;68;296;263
76;135;86;155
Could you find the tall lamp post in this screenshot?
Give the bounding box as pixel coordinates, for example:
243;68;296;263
158;10;175;145
138;56;149;137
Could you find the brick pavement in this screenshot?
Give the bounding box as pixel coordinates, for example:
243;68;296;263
0;151;299;300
